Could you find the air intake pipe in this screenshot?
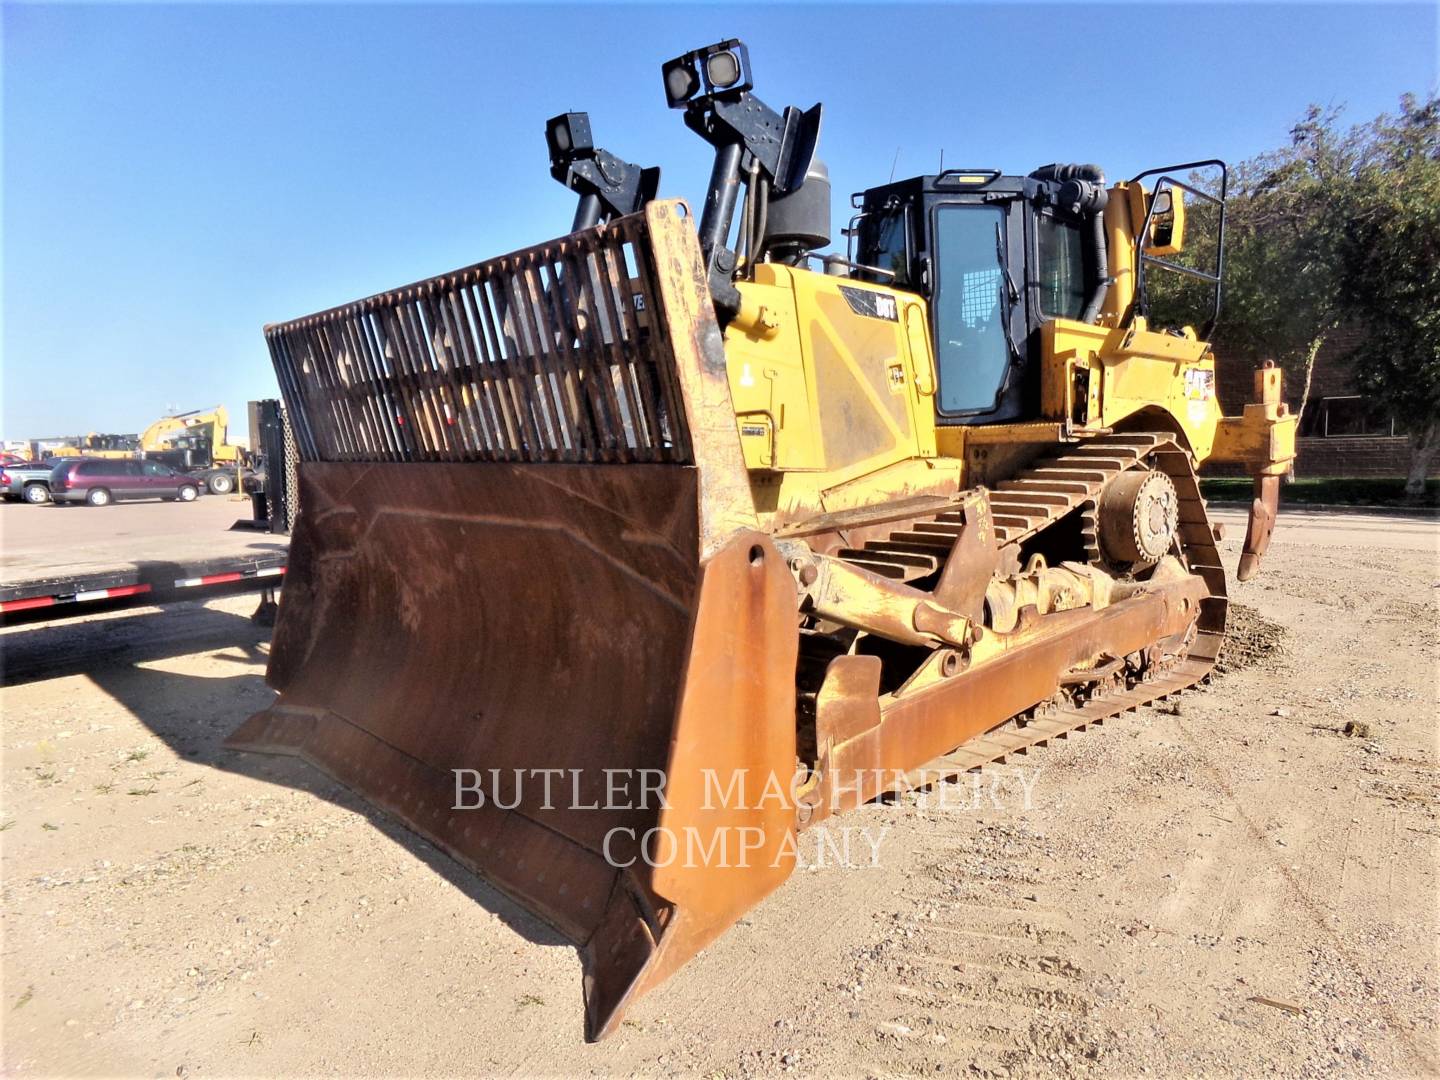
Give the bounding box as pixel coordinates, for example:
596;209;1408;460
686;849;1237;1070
1030;163;1110;324
763;158;831;263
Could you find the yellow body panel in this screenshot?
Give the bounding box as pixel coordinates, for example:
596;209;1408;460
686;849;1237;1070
1041;316;1223;458
726;266;952;523
717;180;1293;528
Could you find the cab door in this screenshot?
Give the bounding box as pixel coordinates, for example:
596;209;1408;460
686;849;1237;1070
141;459;175;497
928;200;1030;424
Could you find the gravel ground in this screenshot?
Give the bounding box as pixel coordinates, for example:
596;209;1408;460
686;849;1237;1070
1;509;1436;1078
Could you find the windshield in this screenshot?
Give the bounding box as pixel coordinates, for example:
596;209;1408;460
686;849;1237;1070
932;205;1010;414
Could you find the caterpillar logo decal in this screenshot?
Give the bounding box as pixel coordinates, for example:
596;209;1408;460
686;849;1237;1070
839;285;899;322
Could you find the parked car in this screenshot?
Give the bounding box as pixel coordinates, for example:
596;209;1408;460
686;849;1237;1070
49;459;202;506
140;449;251;495
0;458;83;504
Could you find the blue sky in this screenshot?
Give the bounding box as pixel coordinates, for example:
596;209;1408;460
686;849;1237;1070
2;2;1436;440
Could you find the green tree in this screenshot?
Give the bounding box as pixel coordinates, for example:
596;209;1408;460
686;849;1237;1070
1326;93;1440;497
1152;96;1439;495
1214;107;1360;426
1149;111;1352;425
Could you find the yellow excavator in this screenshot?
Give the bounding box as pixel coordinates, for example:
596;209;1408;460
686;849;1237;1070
139;405;242;460
229;39;1295;1040
136;406;249;493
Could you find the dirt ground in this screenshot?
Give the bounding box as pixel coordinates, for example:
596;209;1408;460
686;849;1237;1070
2;508;1436;1078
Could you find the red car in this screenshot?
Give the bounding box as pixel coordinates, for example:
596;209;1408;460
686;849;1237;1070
49;459;202;506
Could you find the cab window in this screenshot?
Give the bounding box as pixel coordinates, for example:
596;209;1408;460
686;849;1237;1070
1036;214;1086;320
855;208;911;287
932;205;1009;414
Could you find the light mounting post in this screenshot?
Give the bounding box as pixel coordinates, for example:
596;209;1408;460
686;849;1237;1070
660;38;823;310
546;111;661;232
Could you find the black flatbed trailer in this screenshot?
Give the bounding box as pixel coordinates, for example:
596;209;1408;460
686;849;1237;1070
1;550;285;625
1;496;288;627
2;399;295;628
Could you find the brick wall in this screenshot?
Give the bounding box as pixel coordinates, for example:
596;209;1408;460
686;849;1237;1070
1211;327;1433;478
1293;436;1439;479
1213;326;1368;413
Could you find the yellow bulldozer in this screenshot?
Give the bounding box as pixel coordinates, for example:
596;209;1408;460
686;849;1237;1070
229;39;1296;1039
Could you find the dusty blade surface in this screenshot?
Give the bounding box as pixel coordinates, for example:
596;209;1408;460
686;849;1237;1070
229;461;703;1027
228;461;800;1039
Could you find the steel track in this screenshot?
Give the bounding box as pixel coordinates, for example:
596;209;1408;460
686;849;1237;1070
835;432;1228;781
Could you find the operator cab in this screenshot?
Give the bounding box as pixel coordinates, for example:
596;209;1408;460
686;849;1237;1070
851;166;1109;425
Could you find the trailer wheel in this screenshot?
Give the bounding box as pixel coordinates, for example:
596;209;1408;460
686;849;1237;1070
208;472;234;495
86;488;112;507
23;483;50;505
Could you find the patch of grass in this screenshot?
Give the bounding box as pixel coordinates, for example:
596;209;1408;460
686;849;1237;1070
1201;476;1440;508
13;985;33;1010
515;993;545;1010
125;748;151;763
34;768;56;783
0;820;15;832
127;786;158;797
94;782;115;795
41;822;59;831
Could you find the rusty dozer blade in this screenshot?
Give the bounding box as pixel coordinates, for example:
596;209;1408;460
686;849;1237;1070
229;466;799;1038
228;202;798;1039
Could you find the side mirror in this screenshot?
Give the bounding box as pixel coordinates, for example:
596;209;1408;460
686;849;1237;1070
1144;185;1186;255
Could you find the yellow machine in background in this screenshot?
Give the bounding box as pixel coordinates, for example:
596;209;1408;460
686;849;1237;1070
231;38;1294;1041
45;408;248;471
44;432;138;459
138;405;246;465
